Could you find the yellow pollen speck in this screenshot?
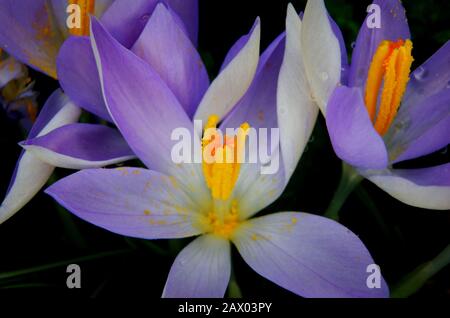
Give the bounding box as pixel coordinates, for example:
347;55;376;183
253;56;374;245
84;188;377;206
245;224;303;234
291;217;298;224
144;209;151;216
364;39;414;136
132;170;141;175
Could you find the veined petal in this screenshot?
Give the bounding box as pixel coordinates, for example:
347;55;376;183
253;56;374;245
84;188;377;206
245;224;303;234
278;5;318;183
21;123;135;169
163;234;231;298
90;17;207;197
0;90;81;224
0;0;64;78
388;90;450;163
194;19;260;125
348;0;410;88
166;0;199;45
363;164;450;210
328;14;349;84
57;36;111;121
233;212;389;298
46;168;204;239
326;86;389;169
131;3;209;118
301;0;341;113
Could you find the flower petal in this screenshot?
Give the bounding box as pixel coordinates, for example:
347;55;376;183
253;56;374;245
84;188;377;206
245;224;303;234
163;234;231;298
233;212;389;298
0;0;64;78
57;36;111;121
131;3;209;118
363;164;450;210
21;123;135;169
46;168;204;239
388;90;450;163
326;86;388;169
328;14;349;84
277;5;319;182
0;89;81;224
348;0;410;88
301;0;341;113
194;19;260;124
166;0;199;45
91;18;196;171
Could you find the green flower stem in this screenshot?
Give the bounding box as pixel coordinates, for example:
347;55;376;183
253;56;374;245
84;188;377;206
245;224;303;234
391;243;450;298
324;162;363;221
0;249;130;281
227;265;242;298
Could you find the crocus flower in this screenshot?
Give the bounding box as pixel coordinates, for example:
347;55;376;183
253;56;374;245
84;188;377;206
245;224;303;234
0;0;198;223
324;0;450;210
281;0;450;211
46;6;388;298
0;0;198;79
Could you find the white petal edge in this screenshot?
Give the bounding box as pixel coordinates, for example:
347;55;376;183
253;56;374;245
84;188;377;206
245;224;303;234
278;4;319;183
301;0;341;114
193;19;261;128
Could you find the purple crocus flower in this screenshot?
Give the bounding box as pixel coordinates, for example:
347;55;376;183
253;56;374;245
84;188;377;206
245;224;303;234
0;0;198;223
324;0;450;210
46;6;388;298
0;0;198;79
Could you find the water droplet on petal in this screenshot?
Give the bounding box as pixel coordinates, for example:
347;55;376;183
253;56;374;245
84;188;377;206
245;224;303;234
141;14;150;23
413;67;428;81
351;42;356;49
320;72;329;81
446;81;450;89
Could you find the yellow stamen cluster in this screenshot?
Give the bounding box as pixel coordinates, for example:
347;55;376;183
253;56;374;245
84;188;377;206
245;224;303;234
364;39;414;135
202;115;250;201
68;0;95;36
203;200;240;239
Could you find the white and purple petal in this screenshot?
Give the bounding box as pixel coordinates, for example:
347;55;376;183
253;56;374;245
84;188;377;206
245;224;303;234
363;164;450;210
163;234;231;298
233;212;389;298
46;168;204;239
21;123;135;169
0;89;81;224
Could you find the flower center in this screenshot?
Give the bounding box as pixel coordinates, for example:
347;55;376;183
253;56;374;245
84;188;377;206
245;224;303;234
202;200;240;239
202;115;250;201
68;0;95;36
364;39;414;135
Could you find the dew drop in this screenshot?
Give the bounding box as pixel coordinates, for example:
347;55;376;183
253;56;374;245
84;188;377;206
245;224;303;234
446;81;450;89
320;72;329;81
413;67;428;81
141;14;150;23
351;42;356;49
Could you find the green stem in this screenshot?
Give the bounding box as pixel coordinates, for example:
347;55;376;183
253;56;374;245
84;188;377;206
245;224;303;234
324;162;363;221
391;243;450;298
0;249;130;280
227;265;242;298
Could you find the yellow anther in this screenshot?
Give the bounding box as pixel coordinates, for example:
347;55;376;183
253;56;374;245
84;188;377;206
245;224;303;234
364;39;414;136
68;0;95;36
202;115;250;201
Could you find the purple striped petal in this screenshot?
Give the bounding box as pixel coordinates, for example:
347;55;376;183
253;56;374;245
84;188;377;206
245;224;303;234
326;86;388;169
21;123;135;169
388;90;450;163
131;3;208;118
0;0;64;78
163;235;231;298
348;0;410;88
46;168;204;239
233;212;389;298
57;37;110;121
363;164;450;210
0;90;80;224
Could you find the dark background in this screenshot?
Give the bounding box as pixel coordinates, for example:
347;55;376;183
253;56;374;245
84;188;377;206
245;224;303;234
0;0;449;298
